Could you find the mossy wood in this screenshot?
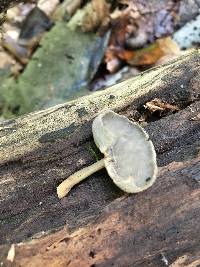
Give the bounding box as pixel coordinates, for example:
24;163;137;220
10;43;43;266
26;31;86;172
0;50;200;266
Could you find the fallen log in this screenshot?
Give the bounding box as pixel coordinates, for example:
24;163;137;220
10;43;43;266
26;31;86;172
4;153;200;267
0;50;200;266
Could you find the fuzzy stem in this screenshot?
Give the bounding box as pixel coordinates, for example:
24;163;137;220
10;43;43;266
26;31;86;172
57;159;105;198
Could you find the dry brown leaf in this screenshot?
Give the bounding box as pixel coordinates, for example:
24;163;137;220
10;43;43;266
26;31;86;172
145;98;180;113
105;7;133;72
118;37;180;66
157;37;180;55
105;0;180;71
156;37;181;65
81;0;110;32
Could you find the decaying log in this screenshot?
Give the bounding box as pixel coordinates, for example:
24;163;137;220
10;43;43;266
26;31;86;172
3;153;200;267
0;50;200;266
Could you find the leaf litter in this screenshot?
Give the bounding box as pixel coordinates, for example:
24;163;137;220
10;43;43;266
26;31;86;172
0;0;199;119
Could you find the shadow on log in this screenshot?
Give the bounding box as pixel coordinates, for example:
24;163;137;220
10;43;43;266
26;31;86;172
0;50;200;266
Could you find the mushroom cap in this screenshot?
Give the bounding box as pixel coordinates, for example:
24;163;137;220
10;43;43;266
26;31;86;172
92;110;157;193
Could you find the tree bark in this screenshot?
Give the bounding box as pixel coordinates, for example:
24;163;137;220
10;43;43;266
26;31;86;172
0;50;200;266
4;153;200;267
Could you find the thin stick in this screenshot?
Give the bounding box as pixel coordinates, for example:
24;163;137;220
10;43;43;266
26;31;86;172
57;159;105;198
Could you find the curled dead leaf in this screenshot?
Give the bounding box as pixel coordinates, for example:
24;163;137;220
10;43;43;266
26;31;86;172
145;98;180;113
81;0;110;32
119;37;181;66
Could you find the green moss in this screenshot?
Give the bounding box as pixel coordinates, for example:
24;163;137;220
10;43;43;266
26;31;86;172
88;142;102;161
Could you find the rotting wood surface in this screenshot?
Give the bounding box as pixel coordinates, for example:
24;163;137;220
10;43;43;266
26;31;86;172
4;154;200;267
0;50;200;266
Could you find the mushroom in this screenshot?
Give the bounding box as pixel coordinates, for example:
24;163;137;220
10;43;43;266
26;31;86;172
57;110;157;199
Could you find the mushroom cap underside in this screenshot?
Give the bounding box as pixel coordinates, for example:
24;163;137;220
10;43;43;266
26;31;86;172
92;110;157;193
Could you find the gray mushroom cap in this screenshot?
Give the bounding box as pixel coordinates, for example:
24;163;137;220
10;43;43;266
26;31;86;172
92;110;157;193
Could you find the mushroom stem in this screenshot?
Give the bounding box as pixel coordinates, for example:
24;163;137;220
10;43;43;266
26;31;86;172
57;159;105;198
